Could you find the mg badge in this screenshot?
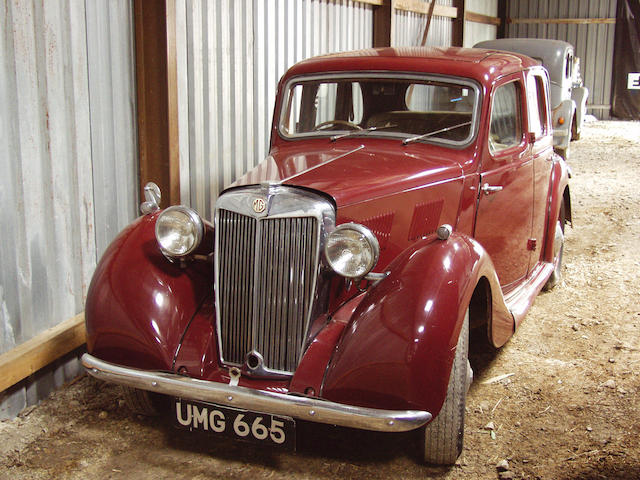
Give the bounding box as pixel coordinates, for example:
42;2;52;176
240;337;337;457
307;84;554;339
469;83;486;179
252;198;266;213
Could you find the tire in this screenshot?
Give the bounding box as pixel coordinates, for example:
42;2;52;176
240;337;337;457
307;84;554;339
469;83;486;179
544;201;566;291
422;310;470;465
121;386;160;416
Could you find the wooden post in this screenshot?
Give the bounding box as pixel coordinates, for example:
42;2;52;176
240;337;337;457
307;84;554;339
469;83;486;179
452;0;465;46
134;0;180;208
497;0;507;39
373;0;393;47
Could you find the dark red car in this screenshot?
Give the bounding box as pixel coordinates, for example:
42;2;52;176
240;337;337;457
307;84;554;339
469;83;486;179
83;47;570;464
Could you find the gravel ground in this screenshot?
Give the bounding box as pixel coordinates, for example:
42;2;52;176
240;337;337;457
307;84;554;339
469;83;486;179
1;120;639;480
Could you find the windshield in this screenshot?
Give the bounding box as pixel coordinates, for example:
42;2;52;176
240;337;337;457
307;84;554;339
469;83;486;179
279;74;480;146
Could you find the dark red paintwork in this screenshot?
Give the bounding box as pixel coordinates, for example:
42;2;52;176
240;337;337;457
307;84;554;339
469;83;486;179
85;213;213;371
85;47;570;421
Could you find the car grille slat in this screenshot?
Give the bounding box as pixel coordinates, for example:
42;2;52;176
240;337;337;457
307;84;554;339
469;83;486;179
218;210;256;366
217;209;319;373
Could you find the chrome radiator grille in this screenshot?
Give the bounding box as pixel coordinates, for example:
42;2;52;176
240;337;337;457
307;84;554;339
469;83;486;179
217;209;320;373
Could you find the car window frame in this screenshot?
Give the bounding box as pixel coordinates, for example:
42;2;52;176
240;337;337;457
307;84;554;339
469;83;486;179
526;69;551;140
277;72;483;149
487;78;526;157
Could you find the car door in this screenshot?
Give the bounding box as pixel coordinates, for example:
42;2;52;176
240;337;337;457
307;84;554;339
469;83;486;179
474;75;534;288
527;70;555;271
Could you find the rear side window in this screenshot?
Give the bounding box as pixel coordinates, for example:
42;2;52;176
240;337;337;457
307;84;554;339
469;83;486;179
527;74;548;138
489;81;522;153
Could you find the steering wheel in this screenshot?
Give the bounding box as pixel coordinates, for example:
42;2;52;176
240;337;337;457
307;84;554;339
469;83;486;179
312;120;363;131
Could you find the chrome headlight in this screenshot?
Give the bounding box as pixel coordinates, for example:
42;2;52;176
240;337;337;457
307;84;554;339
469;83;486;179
155;206;204;257
325;223;380;278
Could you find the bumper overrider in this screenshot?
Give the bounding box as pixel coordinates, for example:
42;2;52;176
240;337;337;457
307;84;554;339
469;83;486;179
82;353;432;432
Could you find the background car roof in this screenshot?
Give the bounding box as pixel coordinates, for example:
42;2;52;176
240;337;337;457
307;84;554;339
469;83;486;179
474;39;574;84
282;47;538;87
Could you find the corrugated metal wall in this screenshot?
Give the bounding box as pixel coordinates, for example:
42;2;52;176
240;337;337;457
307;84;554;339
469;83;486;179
464;0;498;47
0;0;138;419
394;1;454;47
175;0;374;218
506;0;617;119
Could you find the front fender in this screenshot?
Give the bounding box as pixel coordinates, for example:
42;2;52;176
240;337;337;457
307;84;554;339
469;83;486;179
85;212;213;371
322;233;512;416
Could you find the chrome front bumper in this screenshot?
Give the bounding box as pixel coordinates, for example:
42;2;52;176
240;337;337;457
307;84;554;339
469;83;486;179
82;354;431;432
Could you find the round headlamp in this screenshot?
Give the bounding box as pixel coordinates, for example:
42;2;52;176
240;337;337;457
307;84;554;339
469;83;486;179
155;206;204;257
325;223;380;278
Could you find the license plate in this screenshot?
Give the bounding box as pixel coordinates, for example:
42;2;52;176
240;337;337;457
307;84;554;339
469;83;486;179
173;399;295;450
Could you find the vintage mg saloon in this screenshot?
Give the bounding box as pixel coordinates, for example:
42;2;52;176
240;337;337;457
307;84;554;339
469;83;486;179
82;47;570;464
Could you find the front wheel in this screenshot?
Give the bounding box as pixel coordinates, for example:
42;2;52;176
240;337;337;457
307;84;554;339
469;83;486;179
121;386;160;416
422;310;470;464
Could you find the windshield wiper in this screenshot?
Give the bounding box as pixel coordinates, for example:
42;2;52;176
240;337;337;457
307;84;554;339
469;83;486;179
402;121;472;146
330;124;397;142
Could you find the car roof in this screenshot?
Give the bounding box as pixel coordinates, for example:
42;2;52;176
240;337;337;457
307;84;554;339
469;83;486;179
282;47;539;86
474;39;573;83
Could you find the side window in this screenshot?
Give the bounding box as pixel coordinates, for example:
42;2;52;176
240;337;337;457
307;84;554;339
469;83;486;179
526;74;547;138
489;81;522;153
565;53;573;80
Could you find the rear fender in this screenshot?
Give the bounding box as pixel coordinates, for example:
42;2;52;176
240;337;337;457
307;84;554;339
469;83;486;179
321;233;512;416
543;156;571;263
85;212;214;371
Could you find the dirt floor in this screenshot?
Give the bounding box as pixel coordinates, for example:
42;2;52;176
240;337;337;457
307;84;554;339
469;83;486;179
1;120;639;480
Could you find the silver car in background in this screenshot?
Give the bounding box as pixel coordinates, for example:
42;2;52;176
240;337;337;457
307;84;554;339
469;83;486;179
475;38;588;160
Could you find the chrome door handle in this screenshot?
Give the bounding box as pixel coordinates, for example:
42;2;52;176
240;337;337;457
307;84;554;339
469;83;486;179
481;183;503;195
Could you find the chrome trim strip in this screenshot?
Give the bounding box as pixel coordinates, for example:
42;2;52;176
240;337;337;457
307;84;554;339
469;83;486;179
82;354;431;433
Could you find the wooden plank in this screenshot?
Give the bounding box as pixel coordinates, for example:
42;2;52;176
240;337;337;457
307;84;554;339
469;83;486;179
166;0;180;205
465;11;501;26
0;314;86;393
508;17;616;25
353;0;384;5
394;0;457;19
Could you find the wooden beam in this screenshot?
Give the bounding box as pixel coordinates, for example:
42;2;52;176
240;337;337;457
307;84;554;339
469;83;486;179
418;0;437;46
465;11;501;26
373;0;393;47
0;314;86;393
134;0;180;209
166;0;180;205
353;0;384;5
394;0;457;19
508;17;616;25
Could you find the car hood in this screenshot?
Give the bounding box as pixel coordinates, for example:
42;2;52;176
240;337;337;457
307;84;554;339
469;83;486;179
230;140;465;207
